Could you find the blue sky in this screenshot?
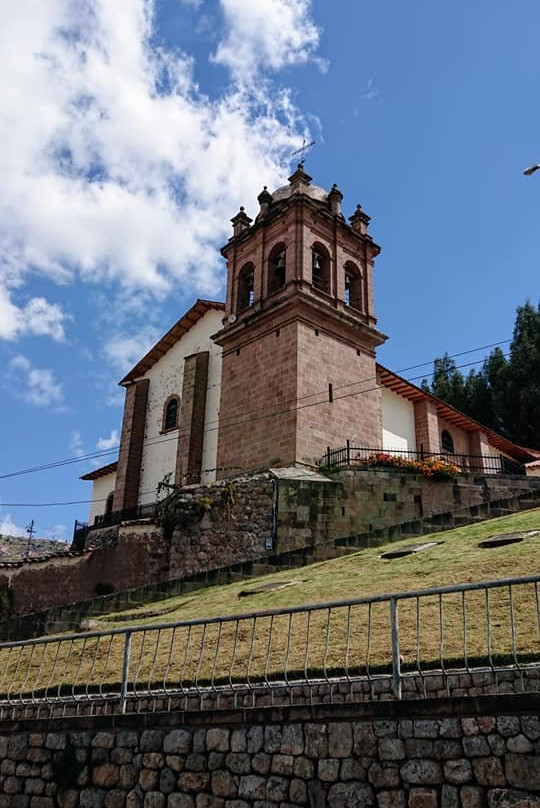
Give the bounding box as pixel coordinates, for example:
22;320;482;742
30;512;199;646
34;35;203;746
0;0;538;540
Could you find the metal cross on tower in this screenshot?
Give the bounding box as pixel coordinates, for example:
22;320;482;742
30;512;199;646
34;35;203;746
291;138;316;167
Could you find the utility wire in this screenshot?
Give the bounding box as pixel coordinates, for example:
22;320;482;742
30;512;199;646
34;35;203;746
0;349;513;505
0;338;512;483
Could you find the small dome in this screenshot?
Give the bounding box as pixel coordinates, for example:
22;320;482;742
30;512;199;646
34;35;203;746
271;183;328;203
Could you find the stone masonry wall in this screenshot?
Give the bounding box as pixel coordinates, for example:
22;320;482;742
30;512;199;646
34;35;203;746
0;694;539;807
276;469;540;554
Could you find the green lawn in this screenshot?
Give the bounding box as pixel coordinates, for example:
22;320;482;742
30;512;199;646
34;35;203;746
1;509;538;697
99;508;540;628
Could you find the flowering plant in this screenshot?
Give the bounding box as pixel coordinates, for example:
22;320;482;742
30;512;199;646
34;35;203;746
356;452;459;480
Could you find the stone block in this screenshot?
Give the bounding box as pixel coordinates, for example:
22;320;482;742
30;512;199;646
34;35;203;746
488;789;540;808
460;786;483;808
400;760;443;785
506;754;540;790
354;724;377;757
305;725;327;758
463;736;490;757
211;771;237;798
378;790;406;808
225;753;251;775
290;778;307;804
507;735;533;754
368;762;400;788
294;756;314;779
143;794;165;808
328;782;374;808
246;727;263;754
92;733;115;749
207;730;230;753
167;796;195;808
408;788;438;808
164;730;192;755
80;789;106;808
266;775;289;802
93;763;120;788
341;759;366;781
140;732;164;753
443;759;473;785
472;757;505;786
328;723;353;757
159;768;177;793
281;725;304;756
105;792;128;808
271;754;294;776
318;758;340;782
521;716;540;741
441;785;459;808
237;775;267;800
177;773;210;792
231;730;247;753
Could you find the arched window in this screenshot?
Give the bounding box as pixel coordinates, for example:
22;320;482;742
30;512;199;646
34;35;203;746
105;492;114;516
441;429;454;454
311;243;330;294
344;261;363;311
237;263;255;311
267;243;286;294
163;396;179;431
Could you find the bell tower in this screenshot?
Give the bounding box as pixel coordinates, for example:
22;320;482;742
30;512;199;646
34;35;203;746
213;165;387;476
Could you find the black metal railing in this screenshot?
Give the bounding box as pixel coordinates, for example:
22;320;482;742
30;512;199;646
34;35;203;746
92;501;158;530
319;443;525;476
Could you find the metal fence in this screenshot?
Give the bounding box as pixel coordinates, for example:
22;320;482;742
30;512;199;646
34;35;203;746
0;574;538;719
320;443;525;476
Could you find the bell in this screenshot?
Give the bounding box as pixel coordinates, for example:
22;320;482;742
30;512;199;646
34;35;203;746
313;253;322;271
276;252;285;270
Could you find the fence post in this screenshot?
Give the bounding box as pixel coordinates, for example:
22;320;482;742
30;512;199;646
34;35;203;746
390;597;402;699
346;439;351;466
420;443;424;461
120;631;132;715
326;446;331;467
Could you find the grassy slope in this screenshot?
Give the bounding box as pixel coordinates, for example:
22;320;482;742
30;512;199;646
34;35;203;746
99;508;540;629
3;510;539;694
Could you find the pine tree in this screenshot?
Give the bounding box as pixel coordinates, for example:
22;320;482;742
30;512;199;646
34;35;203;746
504;301;540;448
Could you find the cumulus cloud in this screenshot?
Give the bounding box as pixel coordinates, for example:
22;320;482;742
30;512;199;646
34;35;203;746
0;288;67;341
0;513;27;538
69;430;85;458
97;429;119;451
214;0;321;80
8;355;64;408
0;0;319;340
103;327;161;375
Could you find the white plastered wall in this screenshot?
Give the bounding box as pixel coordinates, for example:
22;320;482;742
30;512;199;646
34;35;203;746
88;472;117;524
138;309;223;505
382;388;416;452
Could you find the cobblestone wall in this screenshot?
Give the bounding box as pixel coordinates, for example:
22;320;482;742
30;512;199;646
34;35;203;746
0;695;539;807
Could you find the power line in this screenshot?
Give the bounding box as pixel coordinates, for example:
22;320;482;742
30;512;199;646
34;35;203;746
0;337;512;483
0;349;514;505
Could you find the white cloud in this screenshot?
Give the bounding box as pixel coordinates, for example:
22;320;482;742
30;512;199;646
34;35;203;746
97;429;119;451
0;288;67;341
0;0;319;340
214;0;321;80
103;327;161;374
8;354;64;408
69;430;85;457
0;514;27;538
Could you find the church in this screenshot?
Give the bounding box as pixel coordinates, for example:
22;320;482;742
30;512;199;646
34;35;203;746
82;166;537;524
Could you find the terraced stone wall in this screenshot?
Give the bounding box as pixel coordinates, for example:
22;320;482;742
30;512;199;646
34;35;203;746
0;694;539;807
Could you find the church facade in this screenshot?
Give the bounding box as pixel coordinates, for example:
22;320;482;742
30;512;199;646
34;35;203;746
82;167;537;524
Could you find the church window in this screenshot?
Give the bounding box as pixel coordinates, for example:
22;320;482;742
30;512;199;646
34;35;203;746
311;243;330;294
441;429;454;454
344;261;363;311
163;396;179;431
237;263;255;311
268;243;286;294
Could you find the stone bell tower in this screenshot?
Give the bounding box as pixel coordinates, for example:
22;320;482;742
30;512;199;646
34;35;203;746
213;165;387;477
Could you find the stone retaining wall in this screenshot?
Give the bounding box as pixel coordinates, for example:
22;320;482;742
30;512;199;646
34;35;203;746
0;694;539;807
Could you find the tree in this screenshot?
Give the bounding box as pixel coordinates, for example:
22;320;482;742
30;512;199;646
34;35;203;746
422;301;540;449
504;301;540;447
